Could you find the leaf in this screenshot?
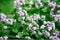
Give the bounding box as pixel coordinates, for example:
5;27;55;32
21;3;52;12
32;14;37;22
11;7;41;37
12;28;18;33
18;32;23;37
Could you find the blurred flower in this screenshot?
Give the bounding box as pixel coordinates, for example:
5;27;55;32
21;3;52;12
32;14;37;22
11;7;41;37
33;14;40;20
26;17;34;22
57;5;60;8
28;23;33;27
25;36;31;39
5;19;13;25
0;37;3;40
30;0;33;5
13;19;16;22
3;26;7;29
57;10;60;14
54;14;60;21
32;31;36;35
17;11;25;16
41;15;46;18
0;13;7;22
42;30;50;37
49;36;60;40
16;35;20;38
40;25;46;29
4;36;8;40
32;26;37;30
21;17;25;20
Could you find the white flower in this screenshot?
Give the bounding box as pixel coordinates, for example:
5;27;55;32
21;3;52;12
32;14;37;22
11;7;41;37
26;17;33;22
3;26;7;29
16;35;20;38
32;31;36;34
17;11;24;16
48;27;52;31
57;5;60;8
28;23;33;27
4;36;8;40
45;31;50;37
50;36;60;40
21;17;25;20
33;14;40;20
52;22;55;30
57;10;60;14
50;11;54;16
53;32;60;36
14;19;16;22
42;30;50;37
0;37;3;40
35;3;39;8
30;0;33;5
25;36;31;39
40;25;46;29
0;13;6;19
46;21;55;31
35;3;43;8
41;15;46;18
17;7;22;11
32;27;37;30
23;10;28;16
14;0;20;7
26;26;32;30
54;14;60;21
0;13;7;22
48;2;56;7
6;19;13;25
43;21;47;24
22;0;25;5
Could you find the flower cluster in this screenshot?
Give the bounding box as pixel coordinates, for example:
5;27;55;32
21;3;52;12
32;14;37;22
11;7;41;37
0;0;60;40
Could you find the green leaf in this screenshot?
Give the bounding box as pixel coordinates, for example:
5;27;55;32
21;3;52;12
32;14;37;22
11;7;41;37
18;32;23;37
12;28;18;33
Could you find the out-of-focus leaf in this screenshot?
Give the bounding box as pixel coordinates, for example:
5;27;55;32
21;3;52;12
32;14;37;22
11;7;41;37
0;0;15;14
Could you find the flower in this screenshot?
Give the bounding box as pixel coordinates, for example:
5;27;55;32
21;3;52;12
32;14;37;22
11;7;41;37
32;26;37;30
57;5;60;8
28;23;33;27
57;10;60;14
3;26;7;29
4;36;8;40
30;0;33;5
17;11;25;16
32;31;36;34
0;37;3;40
49;36;60;40
25;36;31;39
23;10;28;16
13;19;16;22
33;14;40;20
14;0;20;7
41;15;46;18
5;19;13;25
43;21;55;31
42;30;50;37
21;17;25;20
0;13;7;22
26;17;34;22
48;27;52;31
40;25;46;29
16;35;20;38
54;14;60;21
